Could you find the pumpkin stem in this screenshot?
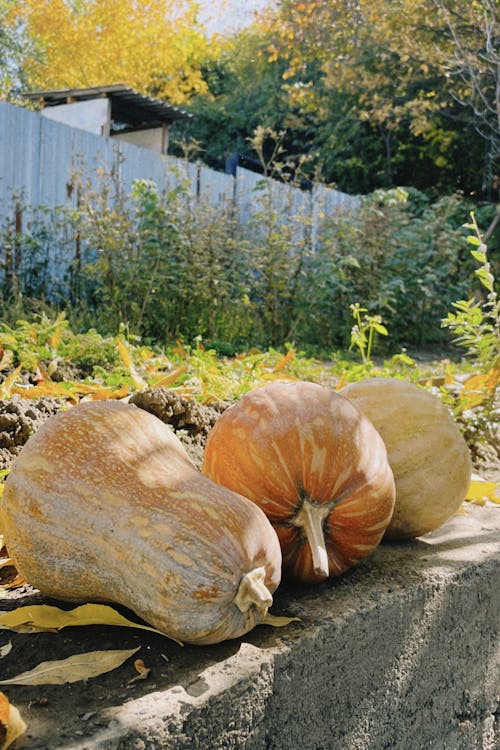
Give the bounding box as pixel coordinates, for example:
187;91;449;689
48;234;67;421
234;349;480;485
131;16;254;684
293;501;330;579
233;566;273;613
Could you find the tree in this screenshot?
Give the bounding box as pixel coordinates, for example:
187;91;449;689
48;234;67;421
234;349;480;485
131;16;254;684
9;0;218;104
433;1;499;196
172;26;292;171
265;0;499;197
0;0;34;99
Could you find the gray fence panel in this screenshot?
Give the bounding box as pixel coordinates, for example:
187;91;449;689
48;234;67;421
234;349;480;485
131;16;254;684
232;168;266;225
198;163;235;207
117;141;172;196
1;100;359;245
0;102;42;222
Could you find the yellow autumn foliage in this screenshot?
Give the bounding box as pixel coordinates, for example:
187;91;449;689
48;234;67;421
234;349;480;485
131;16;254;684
11;0;219;104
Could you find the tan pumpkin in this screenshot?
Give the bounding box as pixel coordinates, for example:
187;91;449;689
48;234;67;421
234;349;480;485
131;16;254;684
0;400;282;645
202;381;396;584
339;377;472;539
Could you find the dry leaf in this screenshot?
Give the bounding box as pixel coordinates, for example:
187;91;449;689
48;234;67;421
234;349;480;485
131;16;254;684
34;360;52;383
0;647;141;686
152;365;188;388
261;613;301;628
0;643;12;659
116;337;147;391
0;349;13;373
273;348;296;372
48;326;63;353
11;381;79;401
127;658;150;684
459;365;500;408
0;555;26;591
466;475;500;505
0;692;27;749
0;603;182;643
0;367;22;400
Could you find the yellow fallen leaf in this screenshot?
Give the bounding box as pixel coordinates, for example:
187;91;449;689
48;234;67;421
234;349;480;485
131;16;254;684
152;365;189;388
0;647;141;686
116;337;147;391
466;476;499;504
273;349;296;373
0;603;182;643
11;382;80;401
459;366;500;408
261;613;301;628
0;367;22;400
0;691;26;750
0;564;25;591
80;384;130;401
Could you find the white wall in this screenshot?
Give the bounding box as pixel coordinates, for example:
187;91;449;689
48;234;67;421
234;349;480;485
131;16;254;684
41;98;110;136
113;126;167;154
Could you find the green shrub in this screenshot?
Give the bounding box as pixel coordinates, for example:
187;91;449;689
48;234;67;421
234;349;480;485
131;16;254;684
1;170;495;354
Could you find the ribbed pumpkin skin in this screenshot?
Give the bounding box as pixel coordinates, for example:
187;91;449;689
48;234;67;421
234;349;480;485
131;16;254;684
202;381;396;583
339;377;472;539
0;401;282;645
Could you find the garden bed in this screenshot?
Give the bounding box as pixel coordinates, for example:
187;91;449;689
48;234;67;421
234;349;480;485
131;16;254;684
0;361;498;748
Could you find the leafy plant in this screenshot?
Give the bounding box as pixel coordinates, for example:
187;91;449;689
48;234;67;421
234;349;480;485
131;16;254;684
441;210;499;460
441;211;499;369
349;303;388;364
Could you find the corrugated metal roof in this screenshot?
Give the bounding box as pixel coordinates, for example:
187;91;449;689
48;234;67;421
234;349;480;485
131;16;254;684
24;85;191;126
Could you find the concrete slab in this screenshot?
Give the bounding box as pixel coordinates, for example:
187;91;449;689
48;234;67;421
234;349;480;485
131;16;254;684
2;505;499;750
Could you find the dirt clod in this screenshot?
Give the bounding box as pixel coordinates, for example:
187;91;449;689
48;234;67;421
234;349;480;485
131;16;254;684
129;387;229;467
0;395;62;471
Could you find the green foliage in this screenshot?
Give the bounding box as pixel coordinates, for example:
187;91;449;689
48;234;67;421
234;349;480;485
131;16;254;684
0;0;35;99
437;210;499;457
69;174;254;346
0;313;120;374
171;27;291;172
349;304;388;364
296;187;477;350
1;165;496;356
166;0;500;198
442;211;499;368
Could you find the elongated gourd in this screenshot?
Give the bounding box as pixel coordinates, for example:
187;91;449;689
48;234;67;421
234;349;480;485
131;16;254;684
339;377;472;539
202;381;396;583
0;400;282;645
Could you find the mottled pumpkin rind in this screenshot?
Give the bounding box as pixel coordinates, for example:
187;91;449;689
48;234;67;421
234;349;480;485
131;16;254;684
202;381;396;583
340;377;472;539
0;400;282;645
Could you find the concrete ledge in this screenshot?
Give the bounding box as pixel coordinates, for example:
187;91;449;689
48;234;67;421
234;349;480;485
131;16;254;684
6;505;500;750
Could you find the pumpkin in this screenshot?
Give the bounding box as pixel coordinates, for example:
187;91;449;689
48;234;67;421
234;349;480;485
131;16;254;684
0;400;282;645
339;377;472;539
202;381;396;583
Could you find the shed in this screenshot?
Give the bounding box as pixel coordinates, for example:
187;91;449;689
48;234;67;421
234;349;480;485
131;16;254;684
24;84;191;155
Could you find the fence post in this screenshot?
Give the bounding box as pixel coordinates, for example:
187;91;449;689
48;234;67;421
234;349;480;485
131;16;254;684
14;201;23;274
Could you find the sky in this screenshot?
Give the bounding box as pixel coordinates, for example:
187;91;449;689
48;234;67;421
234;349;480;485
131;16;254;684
197;0;273;35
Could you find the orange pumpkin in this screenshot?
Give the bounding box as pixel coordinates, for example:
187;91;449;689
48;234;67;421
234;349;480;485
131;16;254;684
202;381;395;583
